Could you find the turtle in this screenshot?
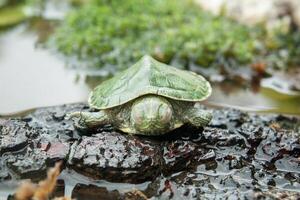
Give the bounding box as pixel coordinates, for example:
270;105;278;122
67;55;212;135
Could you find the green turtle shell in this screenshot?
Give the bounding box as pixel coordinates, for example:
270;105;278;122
89;55;212;109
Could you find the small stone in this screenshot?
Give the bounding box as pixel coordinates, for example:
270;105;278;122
71;184;121;200
0;120;29;154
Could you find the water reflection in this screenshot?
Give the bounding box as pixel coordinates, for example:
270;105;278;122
0;25;90;114
208;83;300;115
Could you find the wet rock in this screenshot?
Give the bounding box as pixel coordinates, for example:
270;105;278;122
209;109;248;130
4;141;68;180
69;132;161;183
38;135;70;161
0;120;31;154
145;117;300;199
0;104;85;181
71;183;150;200
71;184;121;200
0;129;70;180
254;189;300;199
198;149;216;162
0;103;299;199
6;147;47;178
162;140;201;175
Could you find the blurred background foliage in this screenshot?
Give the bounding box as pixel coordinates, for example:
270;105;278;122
0;0;27;28
1;0;299;73
54;0;259;71
53;0;300;73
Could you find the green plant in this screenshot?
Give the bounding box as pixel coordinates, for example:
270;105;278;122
54;0;259;71
0;3;27;28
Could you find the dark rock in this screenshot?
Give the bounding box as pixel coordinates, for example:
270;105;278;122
0;103;299;199
5;147;48;179
162;140;201;175
198;149;216;161
253;189;300;200
68;132;161;183
0;120;30;154
52;110;66;121
209;109;248;130
71;184;121;200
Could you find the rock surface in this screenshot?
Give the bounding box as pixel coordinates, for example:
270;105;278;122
0;103;299;199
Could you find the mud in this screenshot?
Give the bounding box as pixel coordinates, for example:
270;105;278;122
0;103;299;199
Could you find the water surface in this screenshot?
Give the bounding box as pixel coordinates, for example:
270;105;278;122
0;25;89;114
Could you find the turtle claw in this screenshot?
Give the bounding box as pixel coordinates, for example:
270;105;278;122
74;121;89;131
66;111;89;131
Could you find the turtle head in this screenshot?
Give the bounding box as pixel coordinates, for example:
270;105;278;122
130;95;173;135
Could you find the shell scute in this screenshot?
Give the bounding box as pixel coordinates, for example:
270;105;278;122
89;55;212;109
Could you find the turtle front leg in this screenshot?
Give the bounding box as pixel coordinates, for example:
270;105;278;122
183;107;212;128
66;111;110;130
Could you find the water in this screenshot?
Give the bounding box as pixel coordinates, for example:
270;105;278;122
0;181;17;200
59;169;151;198
0;25;90;114
208;82;300;115
0;23;299;115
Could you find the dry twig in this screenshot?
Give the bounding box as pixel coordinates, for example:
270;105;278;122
15;162;72;200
